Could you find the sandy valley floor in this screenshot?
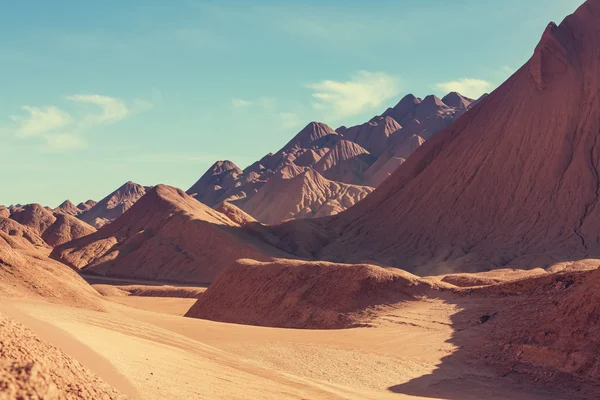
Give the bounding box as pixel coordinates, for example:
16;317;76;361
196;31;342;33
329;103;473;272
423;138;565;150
0;293;577;400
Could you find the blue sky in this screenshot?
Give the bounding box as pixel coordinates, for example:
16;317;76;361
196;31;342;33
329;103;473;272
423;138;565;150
0;0;584;207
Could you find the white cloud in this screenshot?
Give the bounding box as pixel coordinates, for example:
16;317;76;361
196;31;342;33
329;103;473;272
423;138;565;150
10;94;150;152
306;71;401;119
66;94;130;126
10;106;72;138
434;78;493;99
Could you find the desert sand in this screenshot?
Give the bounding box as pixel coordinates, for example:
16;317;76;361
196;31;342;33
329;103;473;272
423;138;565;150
1;269;594;400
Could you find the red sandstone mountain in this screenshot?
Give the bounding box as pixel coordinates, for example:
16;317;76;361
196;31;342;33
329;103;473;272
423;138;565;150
42;213;97;246
10;203;56;235
52;185;289;284
79;181;148;228
188;92;473;224
8;203;96;247
77;199;97;212
303;0;600;275
240;167;373;225
54;199;81;216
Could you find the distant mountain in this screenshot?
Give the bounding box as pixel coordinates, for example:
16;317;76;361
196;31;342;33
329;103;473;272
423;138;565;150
240;167;373;225
7;203;96;247
187;91;478;224
78;181;149;228
54;200;81;216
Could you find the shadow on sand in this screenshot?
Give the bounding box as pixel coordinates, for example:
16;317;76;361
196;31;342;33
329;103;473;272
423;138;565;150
387;281;600;400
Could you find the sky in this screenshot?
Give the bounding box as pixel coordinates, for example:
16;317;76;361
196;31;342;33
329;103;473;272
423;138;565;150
0;0;585;207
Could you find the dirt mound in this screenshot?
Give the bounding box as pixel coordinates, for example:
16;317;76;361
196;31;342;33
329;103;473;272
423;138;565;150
0;313;126;399
0;231;104;311
51;185;288;284
186;258;449;328
79;182;148;228
314;1;600;274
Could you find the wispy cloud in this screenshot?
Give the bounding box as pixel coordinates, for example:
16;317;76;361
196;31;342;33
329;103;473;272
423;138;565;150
307;71;401;120
67;94;130;126
10;106;72;138
434;78;493;99
9;94;151;151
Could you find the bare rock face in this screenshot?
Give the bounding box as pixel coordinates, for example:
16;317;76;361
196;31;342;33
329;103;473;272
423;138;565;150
79;182;148;228
241;167;373;225
52;185;289;284
185;258;446;329
312;0;600;275
0;313;126;399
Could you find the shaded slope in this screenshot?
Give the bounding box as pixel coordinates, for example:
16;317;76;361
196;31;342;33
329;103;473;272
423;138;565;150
317;0;600;274
52;185;289;284
186;258;448;329
0;231;104;311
